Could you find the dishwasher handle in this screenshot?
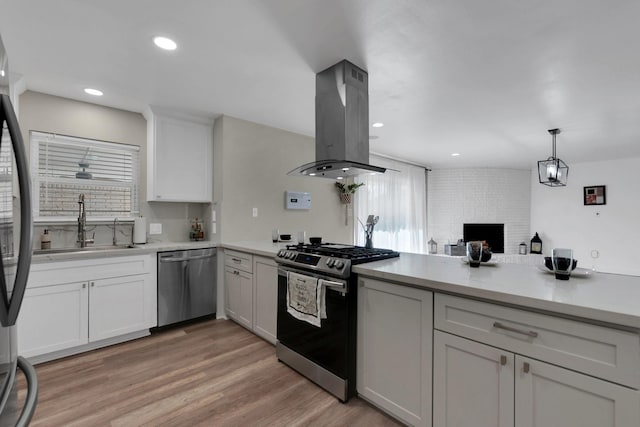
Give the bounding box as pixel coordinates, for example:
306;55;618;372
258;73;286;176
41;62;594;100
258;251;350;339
159;250;216;263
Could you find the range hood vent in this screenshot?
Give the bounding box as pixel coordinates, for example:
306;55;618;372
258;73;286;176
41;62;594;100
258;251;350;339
288;60;386;179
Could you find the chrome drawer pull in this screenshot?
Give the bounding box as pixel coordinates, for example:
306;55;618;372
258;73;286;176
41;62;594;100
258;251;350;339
493;322;539;338
232;258;242;263
500;355;507;366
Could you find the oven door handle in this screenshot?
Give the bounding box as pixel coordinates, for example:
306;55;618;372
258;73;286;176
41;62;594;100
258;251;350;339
319;279;346;294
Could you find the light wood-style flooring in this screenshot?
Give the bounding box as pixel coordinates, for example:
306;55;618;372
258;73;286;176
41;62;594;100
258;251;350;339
18;319;401;426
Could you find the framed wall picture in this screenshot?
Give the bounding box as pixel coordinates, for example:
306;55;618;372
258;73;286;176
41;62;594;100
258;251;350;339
584;185;606;205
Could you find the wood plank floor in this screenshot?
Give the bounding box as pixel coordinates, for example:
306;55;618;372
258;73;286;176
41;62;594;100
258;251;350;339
18;319;401;426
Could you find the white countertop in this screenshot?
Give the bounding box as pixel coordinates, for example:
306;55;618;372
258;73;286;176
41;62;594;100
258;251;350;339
219;240;290;258
31;240;217;263
354;253;640;329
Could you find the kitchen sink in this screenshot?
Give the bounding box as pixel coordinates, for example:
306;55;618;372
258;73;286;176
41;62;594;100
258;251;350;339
33;244;137;255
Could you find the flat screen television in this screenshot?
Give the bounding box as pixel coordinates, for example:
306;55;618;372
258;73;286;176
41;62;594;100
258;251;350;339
463;223;504;254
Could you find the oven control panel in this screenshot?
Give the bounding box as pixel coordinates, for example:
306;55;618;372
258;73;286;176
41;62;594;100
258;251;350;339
276;250;351;277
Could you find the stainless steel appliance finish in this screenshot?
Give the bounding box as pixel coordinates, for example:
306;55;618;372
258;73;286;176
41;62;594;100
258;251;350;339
275;243;399;402
288;60;387;179
0;33;38;426
157;248;217;327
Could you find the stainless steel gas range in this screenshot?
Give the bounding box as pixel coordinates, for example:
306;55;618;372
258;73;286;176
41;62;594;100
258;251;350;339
275;243;399;402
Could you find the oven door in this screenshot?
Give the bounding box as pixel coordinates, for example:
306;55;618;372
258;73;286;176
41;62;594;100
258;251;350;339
276;267;356;381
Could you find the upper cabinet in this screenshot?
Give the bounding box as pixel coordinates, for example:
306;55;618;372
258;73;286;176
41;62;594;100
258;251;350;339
144;107;213;202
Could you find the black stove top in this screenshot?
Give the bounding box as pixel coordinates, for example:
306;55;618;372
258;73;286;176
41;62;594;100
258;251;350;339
285;243;400;265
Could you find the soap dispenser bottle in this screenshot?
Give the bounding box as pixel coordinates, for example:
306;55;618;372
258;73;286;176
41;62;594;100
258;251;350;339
41;228;51;250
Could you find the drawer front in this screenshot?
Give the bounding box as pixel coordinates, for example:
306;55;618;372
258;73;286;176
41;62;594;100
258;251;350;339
224;250;253;273
434;293;640;389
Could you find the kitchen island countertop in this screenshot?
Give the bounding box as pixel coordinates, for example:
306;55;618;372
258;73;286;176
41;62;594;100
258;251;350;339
354;253;640;329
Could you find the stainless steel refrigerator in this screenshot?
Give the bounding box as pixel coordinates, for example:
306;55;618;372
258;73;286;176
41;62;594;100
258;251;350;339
0;34;38;426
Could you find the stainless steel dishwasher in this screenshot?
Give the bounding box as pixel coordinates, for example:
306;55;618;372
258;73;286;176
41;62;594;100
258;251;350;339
157;248;217;327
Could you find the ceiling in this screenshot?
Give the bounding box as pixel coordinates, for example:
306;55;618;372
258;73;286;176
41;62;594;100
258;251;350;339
1;0;640;169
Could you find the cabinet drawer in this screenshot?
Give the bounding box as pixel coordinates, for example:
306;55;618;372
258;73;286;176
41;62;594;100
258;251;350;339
434;293;640;389
224;250;253;273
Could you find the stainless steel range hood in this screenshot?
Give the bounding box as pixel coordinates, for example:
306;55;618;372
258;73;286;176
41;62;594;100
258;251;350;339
288;60;386;179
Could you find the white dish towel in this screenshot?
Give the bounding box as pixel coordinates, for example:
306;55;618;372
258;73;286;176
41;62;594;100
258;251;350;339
286;271;327;327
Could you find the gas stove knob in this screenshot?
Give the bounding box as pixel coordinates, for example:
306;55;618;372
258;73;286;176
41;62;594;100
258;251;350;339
334;260;344;269
277;250;285;257
326;258;335;267
285;251;294;259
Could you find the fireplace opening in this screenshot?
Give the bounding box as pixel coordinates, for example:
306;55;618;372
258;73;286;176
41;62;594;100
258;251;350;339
463;223;504;254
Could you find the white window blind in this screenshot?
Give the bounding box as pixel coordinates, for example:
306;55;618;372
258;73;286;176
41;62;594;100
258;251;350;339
30;131;140;221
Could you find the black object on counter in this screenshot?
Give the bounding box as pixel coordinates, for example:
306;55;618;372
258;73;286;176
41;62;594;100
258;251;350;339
530;232;543;254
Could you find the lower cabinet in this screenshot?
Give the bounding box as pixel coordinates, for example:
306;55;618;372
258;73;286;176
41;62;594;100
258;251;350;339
434;330;640;427
224;266;253;329
357;277;433;427
18;254;155;361
223;250;278;344
253;256;277;344
18;281;89;357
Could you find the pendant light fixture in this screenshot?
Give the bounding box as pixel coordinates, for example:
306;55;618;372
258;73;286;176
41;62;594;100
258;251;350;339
538;128;568;186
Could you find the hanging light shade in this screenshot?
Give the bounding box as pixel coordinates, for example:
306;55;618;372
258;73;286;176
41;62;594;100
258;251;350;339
538;128;568;186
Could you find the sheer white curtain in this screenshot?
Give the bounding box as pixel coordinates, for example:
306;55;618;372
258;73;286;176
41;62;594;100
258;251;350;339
354;155;427;253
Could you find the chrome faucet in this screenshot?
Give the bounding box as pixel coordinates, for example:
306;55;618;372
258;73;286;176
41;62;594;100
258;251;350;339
77;194;94;247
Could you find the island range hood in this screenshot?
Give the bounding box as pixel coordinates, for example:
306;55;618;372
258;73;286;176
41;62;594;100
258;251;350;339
288;60;386;179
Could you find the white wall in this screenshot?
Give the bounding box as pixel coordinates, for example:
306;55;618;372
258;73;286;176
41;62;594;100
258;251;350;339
213;115;351;244
530;157;640;275
427;168;531;254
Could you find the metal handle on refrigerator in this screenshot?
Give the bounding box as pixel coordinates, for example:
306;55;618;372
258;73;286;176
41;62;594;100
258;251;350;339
16;356;39;427
0;94;33;327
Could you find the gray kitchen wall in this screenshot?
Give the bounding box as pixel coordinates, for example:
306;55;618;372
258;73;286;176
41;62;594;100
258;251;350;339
19;91;207;248
213;115;351;244
427;168;531;254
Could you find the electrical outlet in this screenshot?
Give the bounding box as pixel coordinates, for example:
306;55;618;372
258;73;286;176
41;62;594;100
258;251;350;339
149;223;162;235
252;208;258;217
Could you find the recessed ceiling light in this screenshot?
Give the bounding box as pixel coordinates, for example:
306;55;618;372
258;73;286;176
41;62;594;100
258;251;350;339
153;36;177;51
372;122;384;128
84;88;103;96
309;173;316;176
451;153;460;157
0;69;5;77
336;176;344;180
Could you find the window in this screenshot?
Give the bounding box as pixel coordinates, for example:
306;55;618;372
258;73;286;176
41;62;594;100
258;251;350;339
354;155;427;253
30;131;140;221
0;123;14;255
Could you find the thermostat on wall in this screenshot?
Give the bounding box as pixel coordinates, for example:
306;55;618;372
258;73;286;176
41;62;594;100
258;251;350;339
285;191;311;210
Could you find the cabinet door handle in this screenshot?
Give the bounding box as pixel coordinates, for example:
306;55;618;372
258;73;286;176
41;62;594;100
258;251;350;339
90;282;95;287
523;362;530;373
82;283;86;289
233;270;239;275
232;258;242;263
493;322;539;338
500;355;507;366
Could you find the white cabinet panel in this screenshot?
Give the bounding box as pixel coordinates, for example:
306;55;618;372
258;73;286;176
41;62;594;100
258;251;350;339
89;275;150;341
357;277;432;427
224;266;253;329
253;256;277;344
515;356;640;427
145;110;212;202
18;282;89;358
433;330;514;427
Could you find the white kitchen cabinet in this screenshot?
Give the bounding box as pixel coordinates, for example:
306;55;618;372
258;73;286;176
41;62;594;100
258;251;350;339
18;254;155;362
18;282;89;358
144;108;213;202
224;266;253;329
253;256;277;344
433;294;640;427
357;277;432;427
433;330;514;427
89;274;152;342
516;356;640;427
